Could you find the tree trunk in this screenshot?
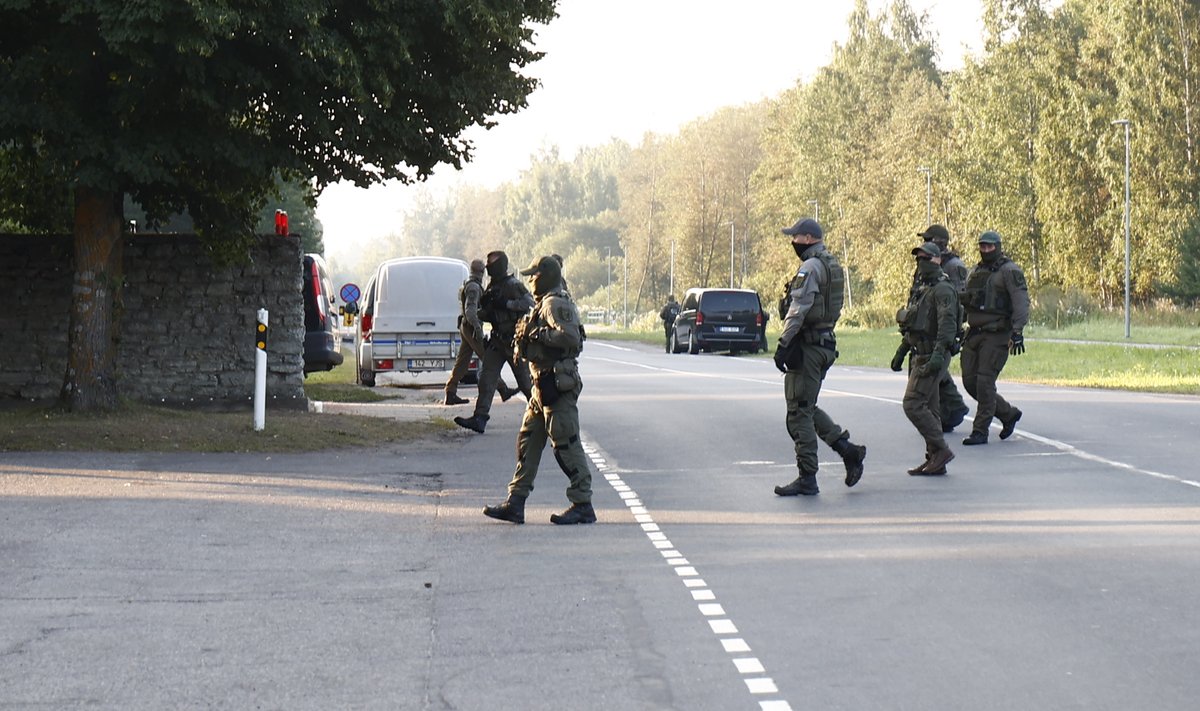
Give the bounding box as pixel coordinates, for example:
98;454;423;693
60;186;123;411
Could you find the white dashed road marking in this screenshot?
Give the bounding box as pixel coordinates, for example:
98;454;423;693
584;440;793;711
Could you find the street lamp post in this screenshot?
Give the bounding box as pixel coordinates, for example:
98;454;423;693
917;166;932;225
606;246;612;325
670;240;675;298
1112;119;1131;339
725;221;736;288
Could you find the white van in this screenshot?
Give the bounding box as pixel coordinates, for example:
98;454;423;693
355;257;468;387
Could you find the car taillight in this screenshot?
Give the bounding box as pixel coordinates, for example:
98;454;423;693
309;262;325;326
755;312;763;327
360;313;373;340
695;311;704;326
376;359;394;370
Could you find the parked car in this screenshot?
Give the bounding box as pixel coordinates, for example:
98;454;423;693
302;253;344;373
669;287;766;355
354;257;476;387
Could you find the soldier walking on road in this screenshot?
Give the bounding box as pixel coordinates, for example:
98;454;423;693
913;224;970;432
960;231;1029;445
771;217;866;497
444;259;517;406
453;251;533;434
483;256;594;525
659;295;680;352
892;242;960;476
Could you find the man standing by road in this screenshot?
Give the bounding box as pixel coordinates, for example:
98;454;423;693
482;256;594;525
892;242;960;475
444;258;517;406
772;217;866;496
453;250;533;434
659;295;680;352
960;230;1029;445
916;224;970;432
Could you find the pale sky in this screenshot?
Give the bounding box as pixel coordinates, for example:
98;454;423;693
315;0;987;264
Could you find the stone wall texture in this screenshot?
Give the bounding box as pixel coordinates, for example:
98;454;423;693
0;234;306;409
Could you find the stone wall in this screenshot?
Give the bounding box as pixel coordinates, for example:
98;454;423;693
0;234;306;409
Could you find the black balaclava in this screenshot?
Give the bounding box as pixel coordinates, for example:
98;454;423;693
531;257;562;296
916;258;941;280
486;251;509;280
793;240;817;259
980;247;1001;265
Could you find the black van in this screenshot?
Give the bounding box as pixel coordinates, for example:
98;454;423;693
302;253;345;374
669;288;767;355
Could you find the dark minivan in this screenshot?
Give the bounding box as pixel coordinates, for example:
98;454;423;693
669;288;767;355
302;253;345;374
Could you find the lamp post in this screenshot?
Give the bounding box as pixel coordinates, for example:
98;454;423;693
606;246;612;325
723;221;736;287
1112;119;1131;339
670;240;675;298
917;166;932;225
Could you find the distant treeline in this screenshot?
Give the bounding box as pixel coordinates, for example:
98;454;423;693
364;0;1200;325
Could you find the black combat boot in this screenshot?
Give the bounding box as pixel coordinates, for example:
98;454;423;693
444;393;469;405
999;408;1022;440
914;448;954;476
498;384;517;402
942;406;969;433
483;494;526;524
550;502;596;525
774;472;819;496
453;414;488;433
831;436;866;487
963;431;988;446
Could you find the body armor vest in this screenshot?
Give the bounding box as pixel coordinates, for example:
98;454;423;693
483;275;527;334
795;250;843;329
963;257;1012;315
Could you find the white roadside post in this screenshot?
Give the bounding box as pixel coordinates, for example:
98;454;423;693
254;308;269;431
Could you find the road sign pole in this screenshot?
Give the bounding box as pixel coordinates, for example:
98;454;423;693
254;309;269;431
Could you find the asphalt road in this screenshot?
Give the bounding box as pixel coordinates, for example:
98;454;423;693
2;340;1199;710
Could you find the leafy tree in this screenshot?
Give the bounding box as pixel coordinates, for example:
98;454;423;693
0;0;555;410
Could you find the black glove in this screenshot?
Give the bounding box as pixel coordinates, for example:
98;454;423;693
890;344;909;372
773;340;793;373
917;351;945;377
1009;332;1025;356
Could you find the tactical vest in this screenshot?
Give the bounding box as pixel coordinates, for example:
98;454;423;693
459;277;479;312
963;257;1012;316
483;275;527;334
792;250;843;329
520;294;583;368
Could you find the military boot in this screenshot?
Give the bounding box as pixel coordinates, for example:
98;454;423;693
942;406;969;433
907;451;933;475
832;436;866;487
963;431;988;446
483;494;526;524
498;384;517;402
453;414;488;433
774;472;819;496
550;502;596;525
999;408;1022;440
913;448;954;476
444;393;469;406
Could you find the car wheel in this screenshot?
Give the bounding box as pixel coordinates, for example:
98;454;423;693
688;331;700;355
669;331;680;354
359;368;376;387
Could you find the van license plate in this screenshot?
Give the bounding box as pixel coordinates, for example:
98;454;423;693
408;359;445;369
718;326;740;333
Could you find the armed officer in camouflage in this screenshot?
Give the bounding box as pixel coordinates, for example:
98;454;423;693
772;217;866;497
482;256;594;525
443;258;518;406
892;242;960;476
960;231;1029;445
453;250;533;434
902;225;971;432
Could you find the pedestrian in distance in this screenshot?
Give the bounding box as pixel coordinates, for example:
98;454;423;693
913;224;970;432
892;242;960;476
960;230;1029;445
453;250;534;434
659;295;680;352
444;258;518;406
772;217;866;496
483;255;594;525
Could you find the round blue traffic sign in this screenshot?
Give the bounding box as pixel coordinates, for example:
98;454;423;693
339;282;361;304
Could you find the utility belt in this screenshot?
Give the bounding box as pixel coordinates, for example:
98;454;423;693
905;334;938;355
965;316;1011;334
800;328;836;351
